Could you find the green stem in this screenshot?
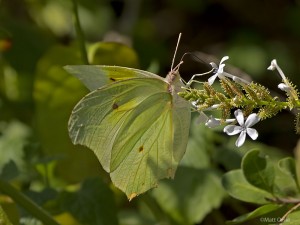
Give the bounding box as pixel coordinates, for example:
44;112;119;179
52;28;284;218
71;0;89;64
0;179;59;225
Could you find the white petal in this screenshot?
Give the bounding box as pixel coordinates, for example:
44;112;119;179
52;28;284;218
278;83;291;92
206;116;221;128
191;100;198;107
208;74;218;85
245;113;260;127
267;59;277;71
234;109;244;126
225;118;236;123
236;131;246;147
217;63;225;73
220;56;229;65
204;104;220;111
233;76;249;84
246;128;259;140
224;125;243;135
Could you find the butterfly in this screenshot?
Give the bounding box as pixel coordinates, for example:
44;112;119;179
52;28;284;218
65;37;191;200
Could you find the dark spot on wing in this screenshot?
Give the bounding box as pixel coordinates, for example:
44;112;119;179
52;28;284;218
112;103;119;110
110;77;116;81
138;146;144;152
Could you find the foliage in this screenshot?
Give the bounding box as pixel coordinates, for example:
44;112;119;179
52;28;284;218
1;0;300;225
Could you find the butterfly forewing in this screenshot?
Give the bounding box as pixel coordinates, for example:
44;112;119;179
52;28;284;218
64;65;164;91
68;67;191;199
69;78;165;170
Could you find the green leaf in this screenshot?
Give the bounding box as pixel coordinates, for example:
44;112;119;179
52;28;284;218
0;204;13;225
242;149;275;194
226;204;282;225
152;167;225;225
0;160;19;181
222;170;273;204
278;157;299;189
118;209;155;225
0;120;31;172
274;157;300;197
180;138;210;169
88;42;139;68
34;45;101;183
284;209;300;225
59;177;119;225
180;118;212;169
278;157;297;177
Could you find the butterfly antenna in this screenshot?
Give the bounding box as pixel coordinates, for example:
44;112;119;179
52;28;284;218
171;33;182;71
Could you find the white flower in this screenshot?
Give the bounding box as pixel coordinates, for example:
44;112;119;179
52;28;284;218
268;59;294;95
208;56;229;85
267;59;277;71
205;116;221;128
205;116;236;128
223;109;260;147
268;59;288;82
278;83;291;92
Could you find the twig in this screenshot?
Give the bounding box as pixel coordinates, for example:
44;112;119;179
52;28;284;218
279;202;300;224
0;179;59;225
71;0;89;64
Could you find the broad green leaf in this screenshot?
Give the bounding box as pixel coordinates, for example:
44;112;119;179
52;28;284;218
273;170;299;199
59;178;118;225
294;140;300;191
180;117;212;169
0;204;13;225
152;167;225;225
242;149;275;194
34;45;101;183
222;170;273;204
64;42;140;91
88;42;139;68
274;157;300;198
278;157;299;189
118;210;155;225
54;212;82;225
284;209;300;225
0;160;19;181
0;120;31;172
68;66;191;199
226;204;282;225
278;157;297;177
180;138;210;169
215;142;243;171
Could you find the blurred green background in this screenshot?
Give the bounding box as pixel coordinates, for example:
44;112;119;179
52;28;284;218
1;0;300;224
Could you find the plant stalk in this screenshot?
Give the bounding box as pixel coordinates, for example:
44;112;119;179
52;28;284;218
71;0;89;64
0;179;59;225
